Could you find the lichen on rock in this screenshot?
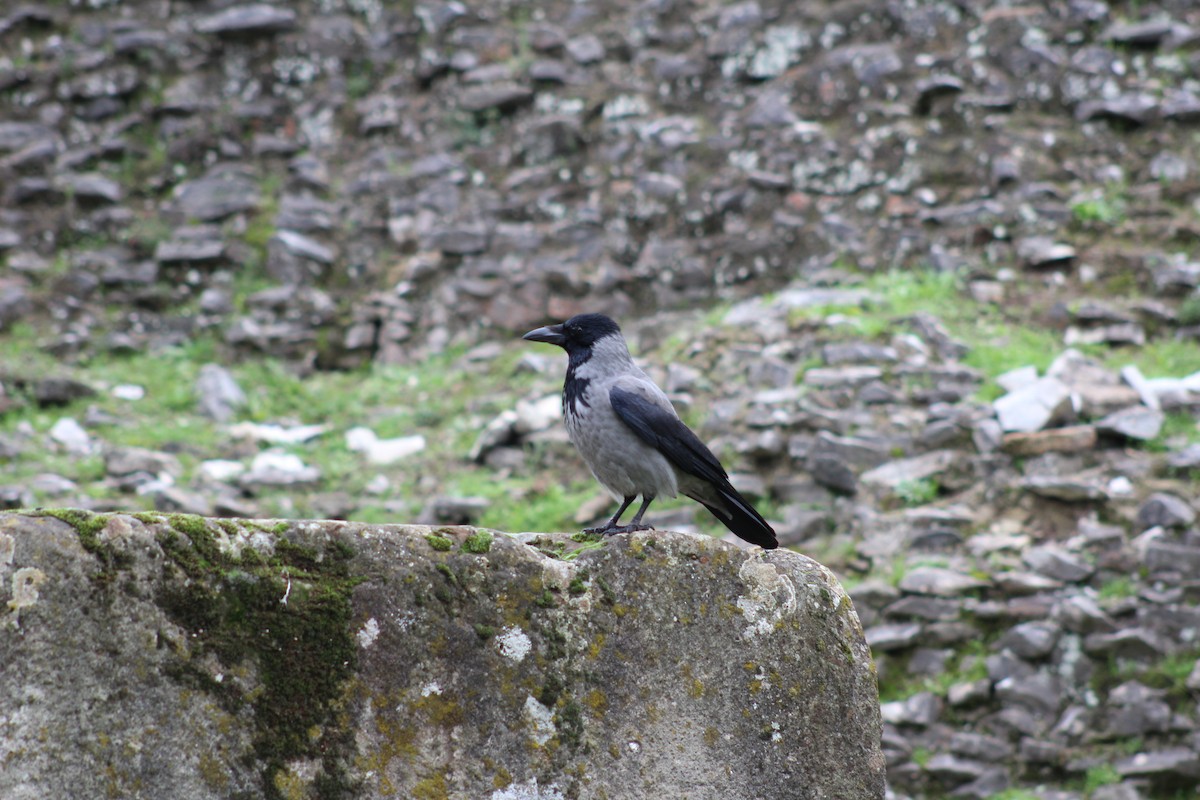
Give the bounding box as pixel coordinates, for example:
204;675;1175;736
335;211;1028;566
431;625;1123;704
0;511;883;799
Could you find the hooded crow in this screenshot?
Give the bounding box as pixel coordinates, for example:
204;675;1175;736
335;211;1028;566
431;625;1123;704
523;313;778;550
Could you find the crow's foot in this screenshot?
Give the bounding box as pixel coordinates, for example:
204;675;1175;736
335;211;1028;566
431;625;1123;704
602;522;654;536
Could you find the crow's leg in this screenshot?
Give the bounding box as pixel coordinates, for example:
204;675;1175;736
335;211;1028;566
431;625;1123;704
584;495;637;534
604;495;656;535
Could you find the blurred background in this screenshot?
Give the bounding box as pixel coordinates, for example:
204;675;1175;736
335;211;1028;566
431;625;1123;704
2;0;1200;796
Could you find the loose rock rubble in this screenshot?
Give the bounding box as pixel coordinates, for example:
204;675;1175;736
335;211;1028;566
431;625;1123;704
2;0;1200;797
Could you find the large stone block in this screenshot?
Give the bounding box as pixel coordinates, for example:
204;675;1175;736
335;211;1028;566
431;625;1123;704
0;511;884;799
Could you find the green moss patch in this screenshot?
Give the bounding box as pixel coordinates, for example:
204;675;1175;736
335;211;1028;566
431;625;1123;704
27;508;364;799
425;533;454;551
32;508;132;586
461;530;493;554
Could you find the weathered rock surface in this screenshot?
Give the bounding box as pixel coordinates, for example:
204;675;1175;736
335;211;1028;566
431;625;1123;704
0;511;884;800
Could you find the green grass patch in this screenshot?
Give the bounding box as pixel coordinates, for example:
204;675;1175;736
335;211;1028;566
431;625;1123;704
876;639;989;703
1145;411;1200;452
1083;763;1121;794
895;477;939;507
470;479;597;534
1096;575;1137;601
1109;338;1200;380
983;791;1039;800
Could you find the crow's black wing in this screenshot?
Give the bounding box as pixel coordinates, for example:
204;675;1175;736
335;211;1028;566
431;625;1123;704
609;385;728;485
610;384;777;549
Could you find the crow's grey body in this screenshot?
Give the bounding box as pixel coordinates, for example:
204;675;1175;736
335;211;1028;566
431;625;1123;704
523;313;778;549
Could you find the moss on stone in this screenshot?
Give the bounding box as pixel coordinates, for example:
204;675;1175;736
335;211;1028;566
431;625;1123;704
425;533;454;551
461;530;493;554
152;519;364;799
21;510;364;796
568;570;588;595
594;576;615;605
556;698;584;749
584;688;608;717
412;772;449;800
36;507;109;549
434;562;458;586
32;508;132;586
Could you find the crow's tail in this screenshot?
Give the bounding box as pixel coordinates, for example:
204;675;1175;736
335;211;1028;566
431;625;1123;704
693;483;777;549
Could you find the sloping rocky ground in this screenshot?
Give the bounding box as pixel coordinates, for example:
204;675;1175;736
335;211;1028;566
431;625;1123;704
2;0;1200;798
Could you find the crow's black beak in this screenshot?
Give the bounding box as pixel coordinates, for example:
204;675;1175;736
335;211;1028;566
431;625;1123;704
522;323;566;347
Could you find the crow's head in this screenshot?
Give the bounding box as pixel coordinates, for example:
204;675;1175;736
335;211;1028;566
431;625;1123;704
523;313;622;353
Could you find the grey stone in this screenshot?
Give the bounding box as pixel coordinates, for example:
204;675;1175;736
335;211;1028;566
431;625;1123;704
948;679;992;708
993;573;1060;597
34;379;96;408
1142;541;1200;575
195;4;297;36
272;230;335;265
898;566;988;597
459;83;534;113
1108;701;1172;737
1057;594;1116;634
925;752;988;782
994;673;1063;717
1166;444;1200;471
809;431;890;469
0;283;30;331
195;363;246;422
1075;94;1160;125
239;451;321;487
807;455;857;495
427;223;491;255
59;172;123;204
61;65;141;100
1102;18;1176;47
154;230;226;264
998;621;1060;660
883;596;962;621
866;622;922;652
821;342;898;365
275;195;337;232
49;417;92;455
1116;749;1200;781
1022;475;1107;503
152;486;215;516
1017;237;1076;269
914;76;964;116
880;691;942;727
0;514;885;800
1084;627;1168;660
861;450;961;490
171;171;260;221
1091;784;1145;800
105;447;183;478
1023;546;1094;583
0;122;53;153
1163;91;1200;122
803;366;883;387
418;495;491;525
1065;323;1146;347
1149;152;1190;183
950;731;1015;762
1137;493;1197;529
565;34;605;64
993;377;1073;433
948;768;1010;799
